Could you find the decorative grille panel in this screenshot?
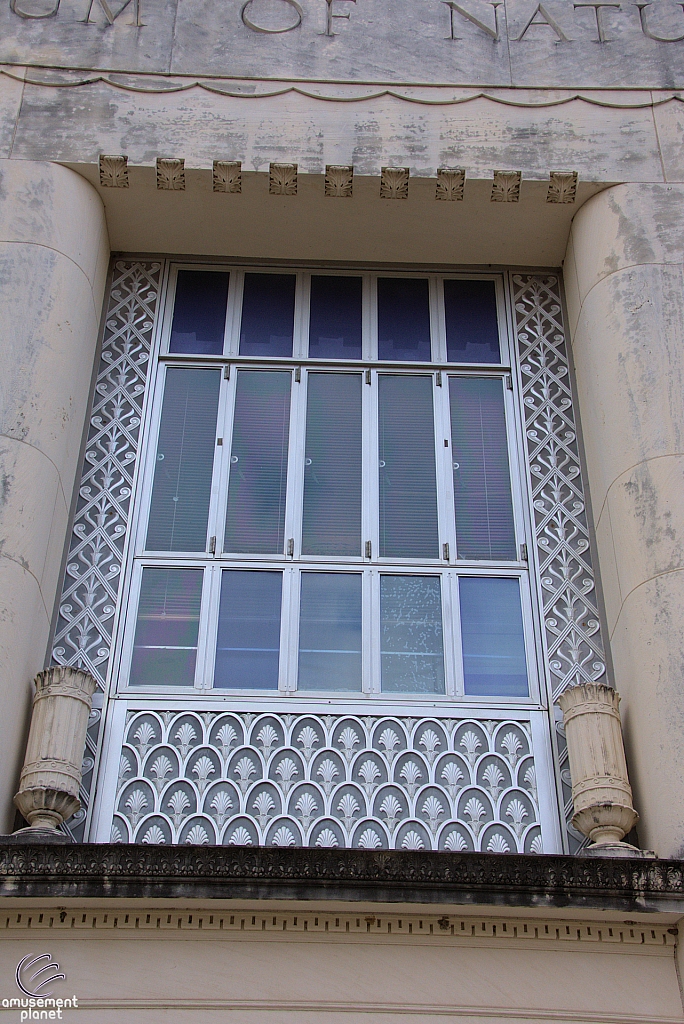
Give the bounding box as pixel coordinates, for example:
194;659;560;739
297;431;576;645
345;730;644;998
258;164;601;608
110;709;543;853
50;261;162;840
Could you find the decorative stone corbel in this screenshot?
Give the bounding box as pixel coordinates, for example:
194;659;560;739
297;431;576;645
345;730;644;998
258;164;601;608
558;683;652;857
13;666;97;836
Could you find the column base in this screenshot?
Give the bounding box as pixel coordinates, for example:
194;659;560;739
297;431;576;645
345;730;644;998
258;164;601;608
1;827;73;844
581;842;656;859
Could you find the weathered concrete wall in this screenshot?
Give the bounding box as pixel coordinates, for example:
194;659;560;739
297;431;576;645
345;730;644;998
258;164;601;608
0;160;109;833
565;182;684;858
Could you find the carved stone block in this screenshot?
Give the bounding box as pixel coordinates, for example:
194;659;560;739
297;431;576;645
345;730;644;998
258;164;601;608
269;163;298;195
380;167;409;199
14;666;98;831
547;171;578;204
435;167;465;201
558;683;639;846
213;160;241;193
99;154;129;188
325;165;353;197
156;158;185;191
491;170;521;202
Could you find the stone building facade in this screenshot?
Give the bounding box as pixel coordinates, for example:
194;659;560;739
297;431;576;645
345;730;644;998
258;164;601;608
2;0;684;1019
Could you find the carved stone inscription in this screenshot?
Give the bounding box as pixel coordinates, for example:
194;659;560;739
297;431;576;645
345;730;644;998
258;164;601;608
5;0;684;88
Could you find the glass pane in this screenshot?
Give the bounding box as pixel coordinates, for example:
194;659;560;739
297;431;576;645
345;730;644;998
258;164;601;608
449;377;516;560
302;373;362;556
239;273;295;356
445;279;500;363
215;570;281;689
459;577;529;697
224;370;291;554
377;278;431;361
169;270;229;355
380;576;445;694
146;368;220;552
130;568;203;687
378;375;439;559
298;573;362;691
309;275;362;359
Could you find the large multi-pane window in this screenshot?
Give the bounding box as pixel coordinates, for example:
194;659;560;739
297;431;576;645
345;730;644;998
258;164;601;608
120;267;537;702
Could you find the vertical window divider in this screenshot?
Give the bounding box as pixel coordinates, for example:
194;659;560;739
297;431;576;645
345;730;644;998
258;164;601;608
367;275;378;361
434;372;457;565
196;563;218;690
281;565;298;693
442;569;458;698
369;569;381;695
366;369;380;566
206;371;233;556
293;271;309;360
226;269;244;357
449;573;466;697
215;368;238;556
429;275;446;363
361;568;373;695
286;366;306;561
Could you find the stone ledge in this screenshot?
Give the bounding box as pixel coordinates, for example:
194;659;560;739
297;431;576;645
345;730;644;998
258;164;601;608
0;846;682;913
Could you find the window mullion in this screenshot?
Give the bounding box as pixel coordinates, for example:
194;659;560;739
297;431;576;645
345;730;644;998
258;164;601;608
434;373;456;564
365;369;379;562
286;367;306;560
195;563;216;690
216;368;238;555
369;569;381;695
280;565;299;693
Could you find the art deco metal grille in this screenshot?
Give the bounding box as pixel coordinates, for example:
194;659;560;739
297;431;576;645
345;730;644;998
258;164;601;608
50;261;162;840
112;710;542;852
511;273;607;851
50;265;611;851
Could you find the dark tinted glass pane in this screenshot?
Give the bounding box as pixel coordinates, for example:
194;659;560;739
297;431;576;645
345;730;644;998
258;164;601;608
146;368;220;552
214;570;281;689
130;568;203;686
378;375;439;558
239;273;295;356
381;576;445;693
459;577;528;697
449;376;516;560
309;276;362;359
377;278;431;361
302;373;362;556
169;270;229;355
298;573;362;691
445;279;500;363
224;370;291;553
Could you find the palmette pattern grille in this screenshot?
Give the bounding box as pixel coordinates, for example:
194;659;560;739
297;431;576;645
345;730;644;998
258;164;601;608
50;261;162;840
112;711;542;852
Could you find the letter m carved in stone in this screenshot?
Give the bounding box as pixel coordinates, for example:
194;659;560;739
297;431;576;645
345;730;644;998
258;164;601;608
82;0;143;25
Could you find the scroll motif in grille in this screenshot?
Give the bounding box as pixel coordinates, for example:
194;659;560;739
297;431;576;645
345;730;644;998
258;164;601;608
112;711;542;854
51;261;162;839
511;274;606;700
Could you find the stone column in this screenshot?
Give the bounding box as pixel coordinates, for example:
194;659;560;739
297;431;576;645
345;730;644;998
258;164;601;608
0;160;109;833
564;183;684;858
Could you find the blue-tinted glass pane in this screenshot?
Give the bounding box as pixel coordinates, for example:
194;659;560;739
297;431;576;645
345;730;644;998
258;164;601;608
169;270;229;355
298;573;362;691
449;376;516;560
459;577;528;697
146;368;220;552
309;276;362;359
130;568;203;687
239;273;295;356
381;576;445;693
377;278;431;361
224;370;291;554
378;375;439;559
445;279;500;363
302;373;362;556
215;570;281;689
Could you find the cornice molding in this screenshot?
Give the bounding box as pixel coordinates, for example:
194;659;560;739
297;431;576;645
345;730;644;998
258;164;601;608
0;846;682;913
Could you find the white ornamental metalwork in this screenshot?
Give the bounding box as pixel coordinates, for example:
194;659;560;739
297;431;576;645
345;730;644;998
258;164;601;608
111;711;543;853
51;261;162;839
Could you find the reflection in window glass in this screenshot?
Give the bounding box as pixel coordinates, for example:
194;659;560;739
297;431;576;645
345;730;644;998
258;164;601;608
380;576;445;693
130;568;203;686
215;570;281;689
378;375;439;559
169;270;229;355
309;276;362;359
449;376;516;560
239;273;295;356
302;373;362;556
377;278;431;361
459;577;528;696
146;368;220;552
445;279;500;363
224;370;291;554
298;573;362;691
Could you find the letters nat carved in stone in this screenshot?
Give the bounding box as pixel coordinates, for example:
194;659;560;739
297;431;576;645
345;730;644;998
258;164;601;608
7;0;684;43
